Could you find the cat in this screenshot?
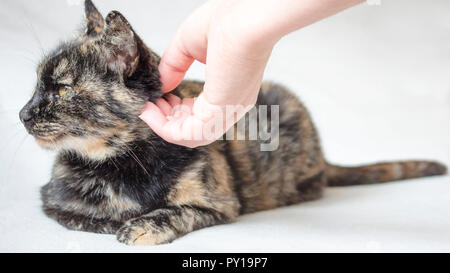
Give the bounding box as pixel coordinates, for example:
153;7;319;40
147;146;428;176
19;0;447;245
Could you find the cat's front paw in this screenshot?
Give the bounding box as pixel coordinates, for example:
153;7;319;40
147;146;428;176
116;218;177;245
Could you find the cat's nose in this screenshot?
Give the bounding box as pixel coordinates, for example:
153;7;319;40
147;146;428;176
19;107;34;124
20;90;41;125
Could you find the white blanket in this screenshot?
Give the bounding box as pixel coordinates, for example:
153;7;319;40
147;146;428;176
0;0;448;252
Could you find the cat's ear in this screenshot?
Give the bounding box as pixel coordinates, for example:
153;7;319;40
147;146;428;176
103;11;139;77
84;0;104;37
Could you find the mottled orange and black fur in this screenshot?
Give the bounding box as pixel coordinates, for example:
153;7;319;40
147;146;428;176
19;1;447;245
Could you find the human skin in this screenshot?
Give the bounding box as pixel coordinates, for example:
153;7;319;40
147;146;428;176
139;0;364;148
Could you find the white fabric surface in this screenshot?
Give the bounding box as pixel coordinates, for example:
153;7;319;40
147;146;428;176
0;0;449;252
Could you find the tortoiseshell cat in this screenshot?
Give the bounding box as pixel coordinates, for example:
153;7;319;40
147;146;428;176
19;1;447;245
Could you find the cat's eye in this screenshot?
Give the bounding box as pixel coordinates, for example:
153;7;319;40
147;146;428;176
58;85;72;97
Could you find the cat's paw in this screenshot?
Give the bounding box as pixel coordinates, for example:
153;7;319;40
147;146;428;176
116;219;176;245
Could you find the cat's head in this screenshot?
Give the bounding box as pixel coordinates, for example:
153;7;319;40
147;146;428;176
19;0;161;161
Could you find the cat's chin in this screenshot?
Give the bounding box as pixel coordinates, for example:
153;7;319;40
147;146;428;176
34;135;66;150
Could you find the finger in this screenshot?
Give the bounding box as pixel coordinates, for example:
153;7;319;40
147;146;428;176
158;32;195;93
155;98;173;116
141;103;216;147
172;97;194;118
181;115;204;142
180;97;195;115
164;118;183;142
165;93;182;108
139;102;171;139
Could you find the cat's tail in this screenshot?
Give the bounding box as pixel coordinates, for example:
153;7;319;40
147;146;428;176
326;160;447;186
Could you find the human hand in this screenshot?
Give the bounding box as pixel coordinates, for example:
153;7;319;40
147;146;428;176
139;0;276;148
139;0;363;148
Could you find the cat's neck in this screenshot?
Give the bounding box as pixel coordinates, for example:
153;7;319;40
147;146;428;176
57;126;202;174
56;119;151;162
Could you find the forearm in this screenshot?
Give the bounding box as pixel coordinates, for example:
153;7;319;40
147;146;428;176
223;0;365;47
272;0;363;39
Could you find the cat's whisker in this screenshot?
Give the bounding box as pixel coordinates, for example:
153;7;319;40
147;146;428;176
0;50;39;66
0;128;26;153
20;13;45;58
109;158;120;171
126;148;150;177
0;122;23;133
0;108;21;114
119;141;151;177
6;133;29;183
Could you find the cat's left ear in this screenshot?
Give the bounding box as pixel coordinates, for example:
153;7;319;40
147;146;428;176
103;11;139;77
84;0;104;37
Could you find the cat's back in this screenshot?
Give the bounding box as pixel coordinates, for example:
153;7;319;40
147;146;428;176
175;80;326;213
219;82;326;213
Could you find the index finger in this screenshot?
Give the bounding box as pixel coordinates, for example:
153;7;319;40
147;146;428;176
158;33;195;93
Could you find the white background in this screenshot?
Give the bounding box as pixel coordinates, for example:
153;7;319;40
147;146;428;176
0;0;449;252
